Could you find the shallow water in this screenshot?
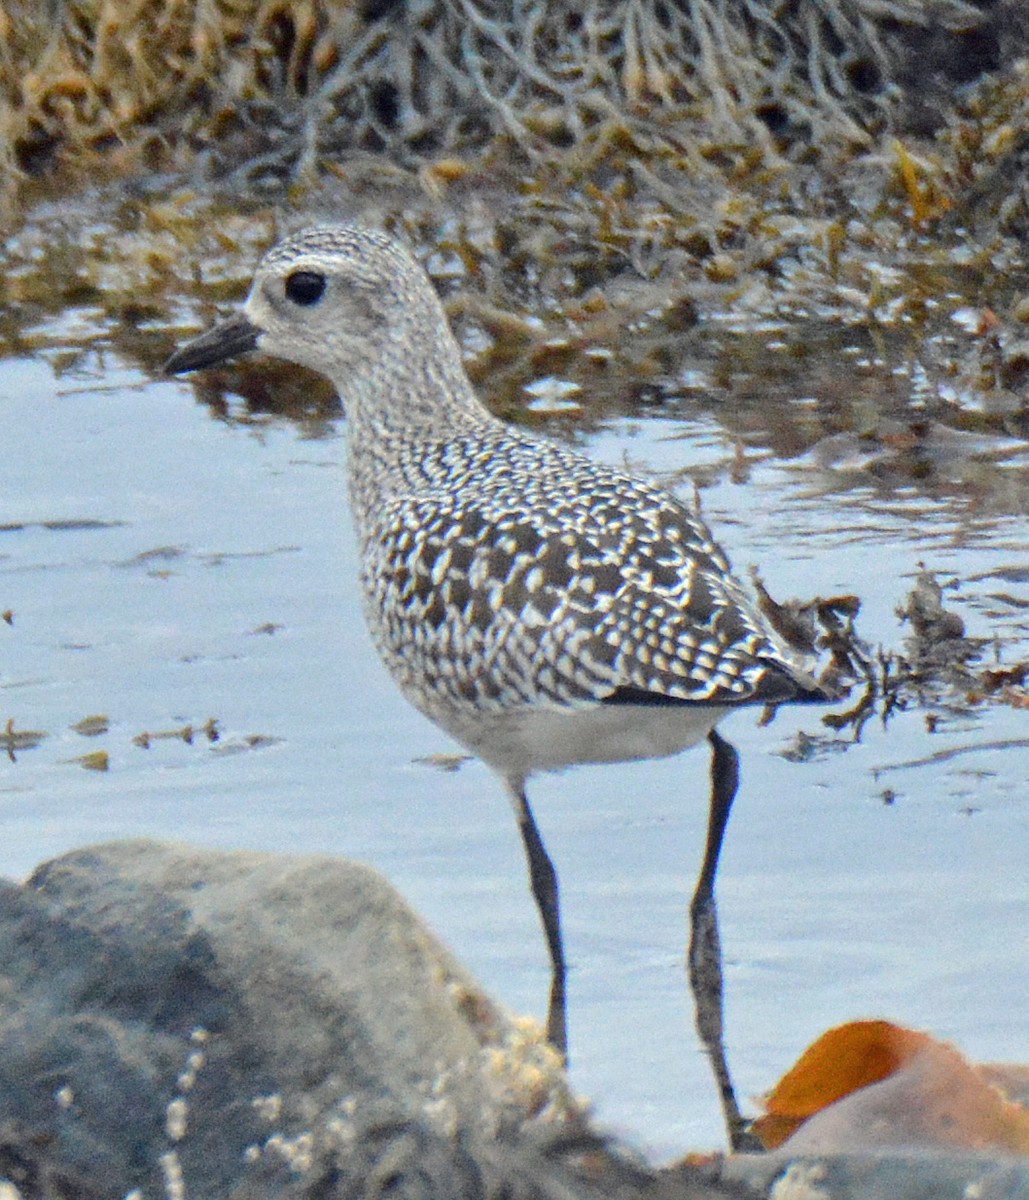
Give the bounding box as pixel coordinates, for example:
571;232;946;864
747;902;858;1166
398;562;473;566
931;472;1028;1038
2;322;1027;1156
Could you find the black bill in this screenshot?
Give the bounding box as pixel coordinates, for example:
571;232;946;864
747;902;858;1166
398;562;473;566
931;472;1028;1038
163;313;261;375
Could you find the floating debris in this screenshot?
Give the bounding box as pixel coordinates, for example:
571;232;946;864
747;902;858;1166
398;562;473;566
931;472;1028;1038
133;719;220;749
413;752;474;774
0;519;124;534
1;718;47;759
208;734;281;756
71;750;109;772
71;714;109;737
117;546;187;569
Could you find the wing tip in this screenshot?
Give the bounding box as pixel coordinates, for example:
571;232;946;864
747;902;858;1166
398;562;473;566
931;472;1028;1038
599;666;835;710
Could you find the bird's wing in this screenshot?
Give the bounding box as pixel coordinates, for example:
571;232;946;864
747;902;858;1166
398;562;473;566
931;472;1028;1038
364;481;817;713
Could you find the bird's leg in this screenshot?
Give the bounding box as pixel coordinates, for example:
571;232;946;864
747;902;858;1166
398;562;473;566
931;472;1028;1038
507;781;568;1059
687;729;755;1151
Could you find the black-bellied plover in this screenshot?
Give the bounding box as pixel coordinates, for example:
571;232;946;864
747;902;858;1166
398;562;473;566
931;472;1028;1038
165;226;828;1060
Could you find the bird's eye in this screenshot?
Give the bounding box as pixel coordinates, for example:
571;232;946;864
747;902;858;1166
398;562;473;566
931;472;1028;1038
284;270;326;306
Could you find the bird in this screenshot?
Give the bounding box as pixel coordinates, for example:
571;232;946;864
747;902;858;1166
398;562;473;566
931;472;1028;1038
164;224;829;1064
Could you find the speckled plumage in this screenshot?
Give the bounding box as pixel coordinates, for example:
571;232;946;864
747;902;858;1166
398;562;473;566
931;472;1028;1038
360;427;806;743
165;225;827;1053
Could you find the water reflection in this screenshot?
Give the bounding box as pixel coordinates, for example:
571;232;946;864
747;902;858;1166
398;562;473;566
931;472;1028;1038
685;731;754;1150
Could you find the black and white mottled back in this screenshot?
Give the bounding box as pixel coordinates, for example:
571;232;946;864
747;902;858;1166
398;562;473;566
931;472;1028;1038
174;225;823;788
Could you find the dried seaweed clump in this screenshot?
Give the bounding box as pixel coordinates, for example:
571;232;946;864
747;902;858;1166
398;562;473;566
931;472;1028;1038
0;0;988;195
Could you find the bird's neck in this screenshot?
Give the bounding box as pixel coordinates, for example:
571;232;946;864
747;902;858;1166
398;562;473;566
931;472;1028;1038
341;333;498;532
341;320;492;441
348;364;488;442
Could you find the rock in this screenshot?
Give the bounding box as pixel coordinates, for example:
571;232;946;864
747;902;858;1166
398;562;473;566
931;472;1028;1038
229;1118;754;1200
720;1151;1029;1200
0;840;575;1199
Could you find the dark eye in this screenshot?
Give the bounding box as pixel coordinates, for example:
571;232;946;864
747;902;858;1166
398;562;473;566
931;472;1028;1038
284;270;326;306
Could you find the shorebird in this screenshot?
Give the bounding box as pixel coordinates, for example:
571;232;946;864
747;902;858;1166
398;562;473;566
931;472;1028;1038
164;225;828;1061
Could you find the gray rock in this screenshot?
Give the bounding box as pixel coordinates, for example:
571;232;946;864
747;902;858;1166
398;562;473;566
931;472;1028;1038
721;1151;1029;1200
229;1118;754;1200
0;840;574;1199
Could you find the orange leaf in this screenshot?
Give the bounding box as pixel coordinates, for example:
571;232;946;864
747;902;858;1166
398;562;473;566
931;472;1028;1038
754;1020;932;1146
754;1021;1029;1156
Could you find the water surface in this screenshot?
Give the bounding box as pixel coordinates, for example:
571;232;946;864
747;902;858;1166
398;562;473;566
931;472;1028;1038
1;326;1026;1155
